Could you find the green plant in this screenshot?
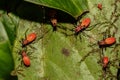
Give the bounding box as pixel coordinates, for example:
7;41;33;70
0;0;120;80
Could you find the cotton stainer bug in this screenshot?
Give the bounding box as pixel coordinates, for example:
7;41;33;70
97;3;102;10
50;18;57;31
22;33;37;47
98;37;116;47
102;56;109;68
48;9;58;31
21;50;30;67
75;18;91;34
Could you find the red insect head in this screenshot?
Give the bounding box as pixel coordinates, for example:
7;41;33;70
22;33;37;46
103;56;109;68
97;3;102;10
21;51;30;67
98;37;116;46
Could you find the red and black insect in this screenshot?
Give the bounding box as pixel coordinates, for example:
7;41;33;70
50;18;57;31
48;9;58;31
102;56;109;68
98;37;116;47
97;3;102;10
22;33;37;47
21;50;30;67
75;18;91;34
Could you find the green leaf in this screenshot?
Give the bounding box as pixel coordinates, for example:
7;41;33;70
0;0;120;80
0;11;19;79
0;13;19;46
24;0;89;19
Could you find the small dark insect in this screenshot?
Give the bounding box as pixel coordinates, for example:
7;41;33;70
21;50;30;67
22;33;37;47
75;18;91;33
48;9;58;31
50;18;57;31
97;3;102;10
61;48;70;57
98;37;116;47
